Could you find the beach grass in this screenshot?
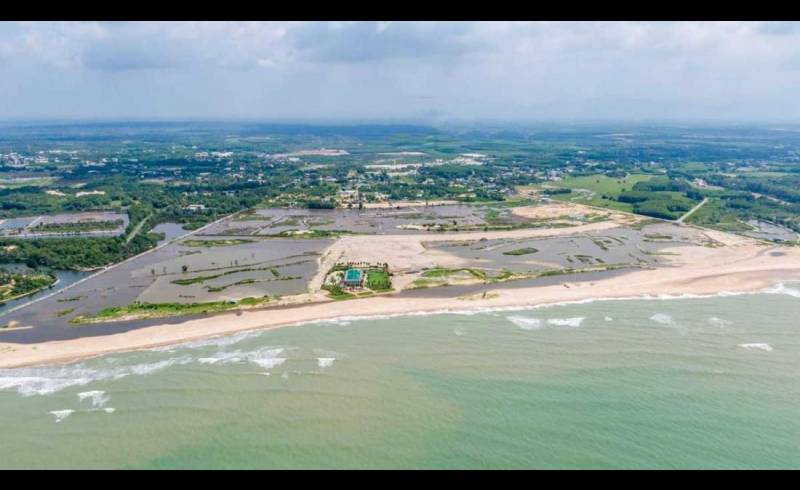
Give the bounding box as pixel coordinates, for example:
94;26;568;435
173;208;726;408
70;296;272;324
181;239;255;247
502;247;539;256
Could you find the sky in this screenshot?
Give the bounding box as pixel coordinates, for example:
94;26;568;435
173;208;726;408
2;21;800;123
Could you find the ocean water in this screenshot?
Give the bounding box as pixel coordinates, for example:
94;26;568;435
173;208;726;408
1;289;799;469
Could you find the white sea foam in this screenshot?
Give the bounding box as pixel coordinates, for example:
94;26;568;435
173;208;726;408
508;315;585;329
739;343;773;352
650;313;674;325
507;316;543;330
129;357;193;376
1;341;295;398
317;357;336;368
49;409;74;423
249;347;287;370
547;317;585;327
78;390;109;407
0;355;192;397
304;307;528;329
290;282;800;332
318;319;352;326
197;350;246;365
150;330;261;353
763;282;800;298
253;356;286;370
0;374;93;397
708;316;731;327
87;407;116;414
198;347;287;371
4;281;799;398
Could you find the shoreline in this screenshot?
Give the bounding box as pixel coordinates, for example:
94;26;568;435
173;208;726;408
2;257;800;369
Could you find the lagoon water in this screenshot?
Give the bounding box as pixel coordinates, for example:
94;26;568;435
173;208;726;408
1;291;799;468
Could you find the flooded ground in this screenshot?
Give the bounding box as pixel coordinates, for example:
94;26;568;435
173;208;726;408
151;222;187;245
0;212;128;239
200;205;536;236
424;223;696;275
743;219;799;243
135;238;329;304
0;232;331;341
0;207;701;344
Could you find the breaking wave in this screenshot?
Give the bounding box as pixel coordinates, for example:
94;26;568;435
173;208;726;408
77;390;109;407
507;316;543;330
49;409;74;423
707;316;732;327
547;317;585;327
649;313;674;325
0;356;193;397
739;343;773;352
507;316;585;329
317;358;336;368
4;281;799;399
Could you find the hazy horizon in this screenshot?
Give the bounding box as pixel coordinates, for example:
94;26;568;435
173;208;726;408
3;21;800;123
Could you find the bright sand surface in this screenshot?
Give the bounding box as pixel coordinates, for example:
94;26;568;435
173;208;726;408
2;220;800;368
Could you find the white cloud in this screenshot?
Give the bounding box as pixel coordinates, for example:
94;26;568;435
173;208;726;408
1;21;800;121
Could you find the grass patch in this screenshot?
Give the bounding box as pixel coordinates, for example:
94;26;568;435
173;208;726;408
70;296;272;324
170;263;298;286
58;295;87;302
182;239;255;247
502;247;538;256
544;174;654;211
269;229;351;239
365;269;392;291
56;307;75;317
422;267;486;279
321;284;355;300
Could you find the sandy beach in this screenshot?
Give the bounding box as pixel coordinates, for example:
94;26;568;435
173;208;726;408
2;216;800;368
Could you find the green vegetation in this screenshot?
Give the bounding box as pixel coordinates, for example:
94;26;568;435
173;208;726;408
365;269;392;291
0;233;162;271
205;276;300;293
269;229;350;239
2;120;800;296
0;268;56;301
55;307;75;317
57;295;87;302
30;219;123;234
181;239;255;247
544;174;654;211
422;267;486;279
685;191;800;236
321;284;355;300
70;296;272;324
542;174;701;220
170;263;298;286
502;247;538;256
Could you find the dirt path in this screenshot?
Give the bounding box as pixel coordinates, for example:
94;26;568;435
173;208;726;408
124;213;152;244
678;198;709;224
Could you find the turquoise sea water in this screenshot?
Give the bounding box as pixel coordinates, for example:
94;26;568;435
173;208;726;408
1;288;799;469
